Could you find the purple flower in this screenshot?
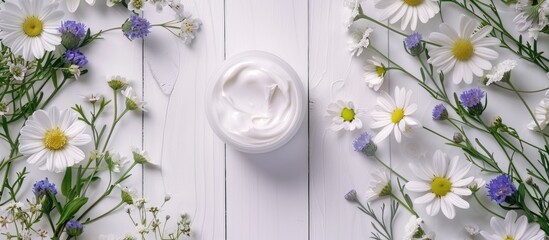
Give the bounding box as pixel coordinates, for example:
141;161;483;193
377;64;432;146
460;88;485;115
59;21;87;49
432;104;448;120
122;15;151;40
486;174;517;204
344;189;358;202
64;49;88;67
65;219;84;237
32;178;57;199
404;32;424;56
405;32;422;49
353;132;377;156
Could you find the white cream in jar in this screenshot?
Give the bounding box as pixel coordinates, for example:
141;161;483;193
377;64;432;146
206;51;305;153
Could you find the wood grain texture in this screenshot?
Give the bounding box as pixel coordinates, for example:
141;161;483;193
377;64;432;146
224;0;309;239
143;0;226;239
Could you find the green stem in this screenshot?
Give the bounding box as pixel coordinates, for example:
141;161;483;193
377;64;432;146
473;192;504;219
389;192;418;217
373;155;408;182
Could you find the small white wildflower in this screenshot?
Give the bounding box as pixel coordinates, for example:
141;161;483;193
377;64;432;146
131;146;153;165
404;215;424;240
168;0;185;19
136;224;149;234
348;26;373;56
108;152;129;173
364;170;392;202
8;63;27;81
107;75;129;90
527;90;549;131
164;194;172;202
106;0;122;6
68;64;81;79
179;15;202;44
484;60;517;86
0;102;9;116
122;87;146;111
464;224;480;236
128;0;146;10
81;94;101;104
343;0;359;28
149;0;168;12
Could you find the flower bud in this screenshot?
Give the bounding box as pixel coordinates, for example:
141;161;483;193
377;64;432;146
65;219;84;237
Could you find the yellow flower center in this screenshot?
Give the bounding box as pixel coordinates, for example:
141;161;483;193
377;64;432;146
43;128;67;151
503;236;514;240
403;0;423;6
376;66;385;77
341;108;355;122
431;177;452;197
452;39;474;61
22;16;43;37
185;23;193;32
391;108;405;124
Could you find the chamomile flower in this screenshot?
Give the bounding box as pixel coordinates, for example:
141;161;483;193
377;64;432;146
480;211;545;240
364;170;392;202
348;26;373;56
405;150;474;219
374;0;440;31
404;215;426;240
0;0;63;60
427;17;500;84
344;0;360;28
363;56;386;91
8;63;27;81
483;59;517;86
326;100;365;131
19;107;92;173
371;86;420;143
528;90;549;131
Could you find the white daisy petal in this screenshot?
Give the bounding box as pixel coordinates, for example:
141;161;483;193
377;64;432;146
371;86;419;143
326;100;363;132
483;211;545;240
375;0;439;30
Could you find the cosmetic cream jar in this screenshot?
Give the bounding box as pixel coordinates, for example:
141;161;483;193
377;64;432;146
205;51;305;153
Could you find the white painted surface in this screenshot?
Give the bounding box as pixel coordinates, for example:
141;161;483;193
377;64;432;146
46;0;549;239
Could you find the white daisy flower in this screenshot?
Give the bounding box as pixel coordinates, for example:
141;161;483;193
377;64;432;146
527;90;549;131
0;0;63;60
348;26;373;56
131;146;154;165
8;63;27;81
128;0;147;11
107;75;129;90
65;0;95;13
19;107;92;173
344;0;360;28
364;170;392;202
405;150;474;219
403;215;424;240
480;211;545;240
179;15;202;45
371;86;420;143
484;59;517;86
122;87;146;111
363;56;386;91
427;16;500;84
326;100;365;131
374;0;440;31
107;152;129;173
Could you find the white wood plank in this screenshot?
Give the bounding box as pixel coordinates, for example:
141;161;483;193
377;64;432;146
224;0;309;239
143;0;226;239
308;0;392;239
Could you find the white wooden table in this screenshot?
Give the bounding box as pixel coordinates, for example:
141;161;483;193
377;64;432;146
48;0;549;239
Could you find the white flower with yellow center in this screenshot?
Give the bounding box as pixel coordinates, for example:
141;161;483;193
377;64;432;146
19;107;92;173
0;0;63;60
371;86;420;143
326;100;365;131
405;150;474;219
374;0;440;31
428;17;500;84
363;57;386;91
527;90;549;131
364;170;392;202
179;15;202;45
480;211;545;240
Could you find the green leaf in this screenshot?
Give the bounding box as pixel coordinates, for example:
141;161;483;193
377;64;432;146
57;197;88;226
404;194;414;209
61;167;72;198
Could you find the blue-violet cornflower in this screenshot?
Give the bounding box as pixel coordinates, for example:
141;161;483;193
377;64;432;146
459;88;485;115
64;49;88;67
65;219;84;237
353;132;377;156
59;21;87;49
122;15;151;40
432;104;448;120
404;32;424;56
32;178;57;199
486;174;517;204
